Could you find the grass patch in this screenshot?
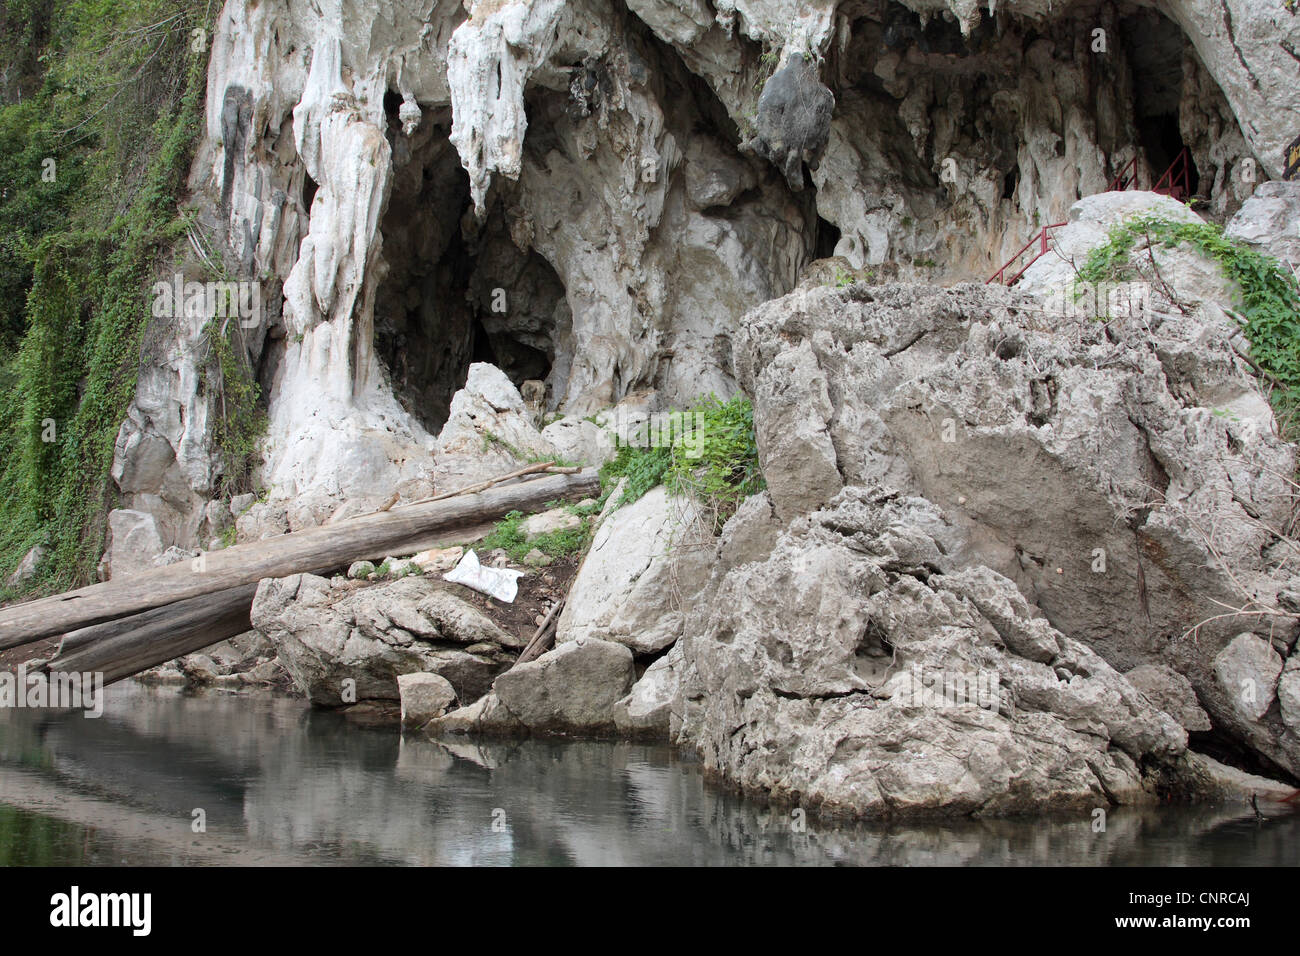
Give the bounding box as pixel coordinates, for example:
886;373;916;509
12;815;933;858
477;510;590;563
599;393;764;533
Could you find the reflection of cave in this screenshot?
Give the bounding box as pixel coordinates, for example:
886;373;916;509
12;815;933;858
373;95;568;433
1123;9;1199;196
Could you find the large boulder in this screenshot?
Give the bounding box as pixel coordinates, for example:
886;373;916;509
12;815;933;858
251;574;520;705
433;638;636;736
433;363;560;485
556;485;714;655
1225;181;1300;266
704;278;1300;814
1016;191;1234;309
675;489;1188;818
105;509;166;579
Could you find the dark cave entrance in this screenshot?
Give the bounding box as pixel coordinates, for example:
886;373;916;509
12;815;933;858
373;96;567;434
1122;9;1200;198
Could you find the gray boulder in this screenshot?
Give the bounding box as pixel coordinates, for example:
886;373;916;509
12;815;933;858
444;638;636;736
398;673;458;727
556;485;713;655
251;574;518;705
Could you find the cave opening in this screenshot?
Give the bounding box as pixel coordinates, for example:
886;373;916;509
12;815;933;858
372;99;567;434
1122;9;1200;197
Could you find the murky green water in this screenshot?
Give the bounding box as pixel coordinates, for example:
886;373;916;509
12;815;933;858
0;683;1296;866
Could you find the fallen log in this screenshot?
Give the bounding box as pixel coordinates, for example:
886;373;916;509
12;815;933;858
0;468;601;651
46;585;257;685
55;585;258;657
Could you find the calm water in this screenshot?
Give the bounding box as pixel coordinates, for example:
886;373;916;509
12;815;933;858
0;683;1296;866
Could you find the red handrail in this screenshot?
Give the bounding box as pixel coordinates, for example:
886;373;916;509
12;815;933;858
1107;155;1138;192
987;222;1069;285
1152;147;1191;201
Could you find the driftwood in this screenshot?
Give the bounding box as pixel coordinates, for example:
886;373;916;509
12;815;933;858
46;585;258;684
0;468;600;651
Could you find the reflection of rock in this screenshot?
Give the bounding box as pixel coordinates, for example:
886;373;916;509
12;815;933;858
7;686;1298;867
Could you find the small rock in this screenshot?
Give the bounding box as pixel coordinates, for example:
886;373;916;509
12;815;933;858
6;544;46;587
347;560;377;579
523;548;552;567
398;672;458;727
411;546;463;573
524;508;581;539
486;549;512;568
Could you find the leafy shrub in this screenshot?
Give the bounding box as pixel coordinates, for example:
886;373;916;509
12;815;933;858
1077;215;1300;436
599;394;765;532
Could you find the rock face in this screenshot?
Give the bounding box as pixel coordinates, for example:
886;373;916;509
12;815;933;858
103;0;1297;580
251;574;519;705
87;0;1300;816
669;277;1300;815
556;485;712;655
676;488;1187;817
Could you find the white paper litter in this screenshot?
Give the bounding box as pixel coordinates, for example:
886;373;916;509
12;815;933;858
443;549;525;603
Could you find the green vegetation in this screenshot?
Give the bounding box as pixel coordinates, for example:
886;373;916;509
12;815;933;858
599;394;765;533
478;509;590;562
1078;215;1300;434
0;0;217;592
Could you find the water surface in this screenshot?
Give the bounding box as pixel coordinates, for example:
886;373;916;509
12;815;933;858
0;684;1295;866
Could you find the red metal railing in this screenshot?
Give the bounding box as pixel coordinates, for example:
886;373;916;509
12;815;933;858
987;147;1193;284
986;222;1068;286
1107;155;1139;192
1152;146;1191;201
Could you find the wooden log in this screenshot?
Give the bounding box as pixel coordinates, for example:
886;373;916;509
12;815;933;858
56;585;258;656
47;585;258;685
0;468;600;651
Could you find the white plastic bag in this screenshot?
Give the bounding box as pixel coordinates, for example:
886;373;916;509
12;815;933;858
443;548;525;603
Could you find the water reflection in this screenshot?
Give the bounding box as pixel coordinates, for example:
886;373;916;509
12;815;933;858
0;684;1295;866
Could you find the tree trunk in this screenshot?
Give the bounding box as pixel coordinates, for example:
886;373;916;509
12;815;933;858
0;469;600;651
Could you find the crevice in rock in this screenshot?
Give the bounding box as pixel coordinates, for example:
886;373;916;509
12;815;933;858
1189;732;1300;786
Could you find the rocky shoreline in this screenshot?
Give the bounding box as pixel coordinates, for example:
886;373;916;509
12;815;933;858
126;186;1300;819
